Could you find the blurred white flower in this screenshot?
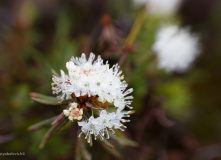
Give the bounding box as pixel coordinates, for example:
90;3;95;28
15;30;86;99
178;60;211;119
152;25;200;72
133;0;182;17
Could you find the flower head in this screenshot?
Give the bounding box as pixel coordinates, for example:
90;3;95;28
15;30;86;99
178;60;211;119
52;52;133;110
152;25;200;72
51;53;133;143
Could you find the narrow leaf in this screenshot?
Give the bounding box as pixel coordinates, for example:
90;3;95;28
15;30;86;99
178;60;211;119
51;68;59;77
30;92;69;105
39;118;68;148
102;139;115;148
31;97;67;105
51;113;65;125
28;116;57;131
30;92;56;100
100;142;122;159
75;137;82;160
80;137;92;160
110;133;138;147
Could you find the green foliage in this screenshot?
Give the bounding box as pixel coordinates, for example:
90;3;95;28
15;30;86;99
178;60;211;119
157;79;192;120
30;92;69;105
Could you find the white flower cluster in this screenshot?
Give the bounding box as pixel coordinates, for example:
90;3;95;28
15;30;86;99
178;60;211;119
78;110;131;143
152;25;200;72
52;53;133;142
52;53;133;110
133;0;182;17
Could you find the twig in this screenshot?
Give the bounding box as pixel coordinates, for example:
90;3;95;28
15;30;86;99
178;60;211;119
28;116;57;131
85;102;104;110
39;118;68;148
118;7;146;67
51;112;65;126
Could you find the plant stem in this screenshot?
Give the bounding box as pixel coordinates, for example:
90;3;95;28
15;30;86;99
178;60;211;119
124;6;146;47
119;6;146;67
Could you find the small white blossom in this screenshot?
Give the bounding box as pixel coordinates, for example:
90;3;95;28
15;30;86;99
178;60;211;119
78;116;103;143
152;25;200;72
133;0;182;17
66;61;76;72
63;102;83;121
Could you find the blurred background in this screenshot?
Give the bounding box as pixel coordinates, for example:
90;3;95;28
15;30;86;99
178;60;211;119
1;0;221;159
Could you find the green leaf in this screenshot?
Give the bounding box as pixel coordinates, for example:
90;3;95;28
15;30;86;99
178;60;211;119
102;139;115;148
100;142;122;159
51;68;59;77
27;116;57;131
110;132;138;147
30;92;69;105
80;137;92;160
30;92;59;101
75;137;82;160
39;118;68;148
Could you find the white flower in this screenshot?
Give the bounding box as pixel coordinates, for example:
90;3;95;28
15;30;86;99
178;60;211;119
78;116;103;143
52;53;133;143
133;0;182;17
66;61;76;72
78;110;131;143
152;25;200;72
52;52;133;110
